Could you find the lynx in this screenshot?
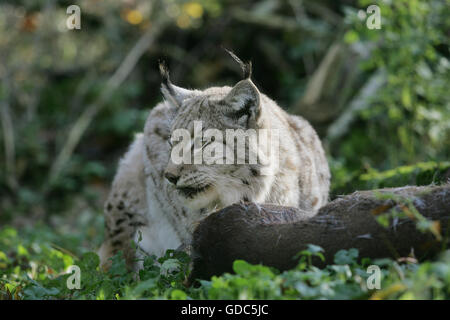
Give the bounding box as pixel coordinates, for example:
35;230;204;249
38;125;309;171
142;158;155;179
98;55;330;269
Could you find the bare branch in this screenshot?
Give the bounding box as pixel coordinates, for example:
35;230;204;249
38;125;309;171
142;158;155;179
0;78;18;190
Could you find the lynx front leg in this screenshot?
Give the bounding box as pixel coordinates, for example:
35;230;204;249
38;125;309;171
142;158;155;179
98;135;148;270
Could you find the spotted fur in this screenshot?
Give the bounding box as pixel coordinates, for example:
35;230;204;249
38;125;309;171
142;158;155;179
99;63;330;270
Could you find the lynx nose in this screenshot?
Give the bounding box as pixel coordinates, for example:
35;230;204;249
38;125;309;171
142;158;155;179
165;171;180;185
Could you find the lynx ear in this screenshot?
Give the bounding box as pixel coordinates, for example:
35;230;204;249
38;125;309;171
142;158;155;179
159;61;194;107
222;79;261;126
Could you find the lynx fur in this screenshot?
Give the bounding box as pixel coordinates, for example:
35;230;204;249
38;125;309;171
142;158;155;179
98;58;330;269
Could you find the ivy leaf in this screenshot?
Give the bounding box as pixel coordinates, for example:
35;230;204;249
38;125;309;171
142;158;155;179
334;249;359;265
79;252;100;271
160;259;181;276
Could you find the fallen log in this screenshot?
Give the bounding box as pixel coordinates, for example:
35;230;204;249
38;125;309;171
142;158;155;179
189;185;450;281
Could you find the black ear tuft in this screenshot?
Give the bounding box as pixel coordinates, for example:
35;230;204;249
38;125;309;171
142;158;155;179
158;60;173;92
158;60;169;81
158;60;196;107
223;47;252;79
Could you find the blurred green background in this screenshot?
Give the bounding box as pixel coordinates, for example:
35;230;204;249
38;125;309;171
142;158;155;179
0;0;449;248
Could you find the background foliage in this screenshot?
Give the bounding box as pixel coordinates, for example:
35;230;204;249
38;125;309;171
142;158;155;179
0;0;449;299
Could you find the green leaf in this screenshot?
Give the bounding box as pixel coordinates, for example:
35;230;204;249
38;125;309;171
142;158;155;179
306;244;324;254
401;86;412;109
160;259;181;275
79;252;100;271
334;249;359;265
232;260;251;276
171;289;188;300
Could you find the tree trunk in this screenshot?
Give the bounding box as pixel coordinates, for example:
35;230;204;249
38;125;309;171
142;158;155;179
189;185;450;281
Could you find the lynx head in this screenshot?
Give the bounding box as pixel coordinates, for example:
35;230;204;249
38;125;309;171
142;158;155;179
159;55;276;211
